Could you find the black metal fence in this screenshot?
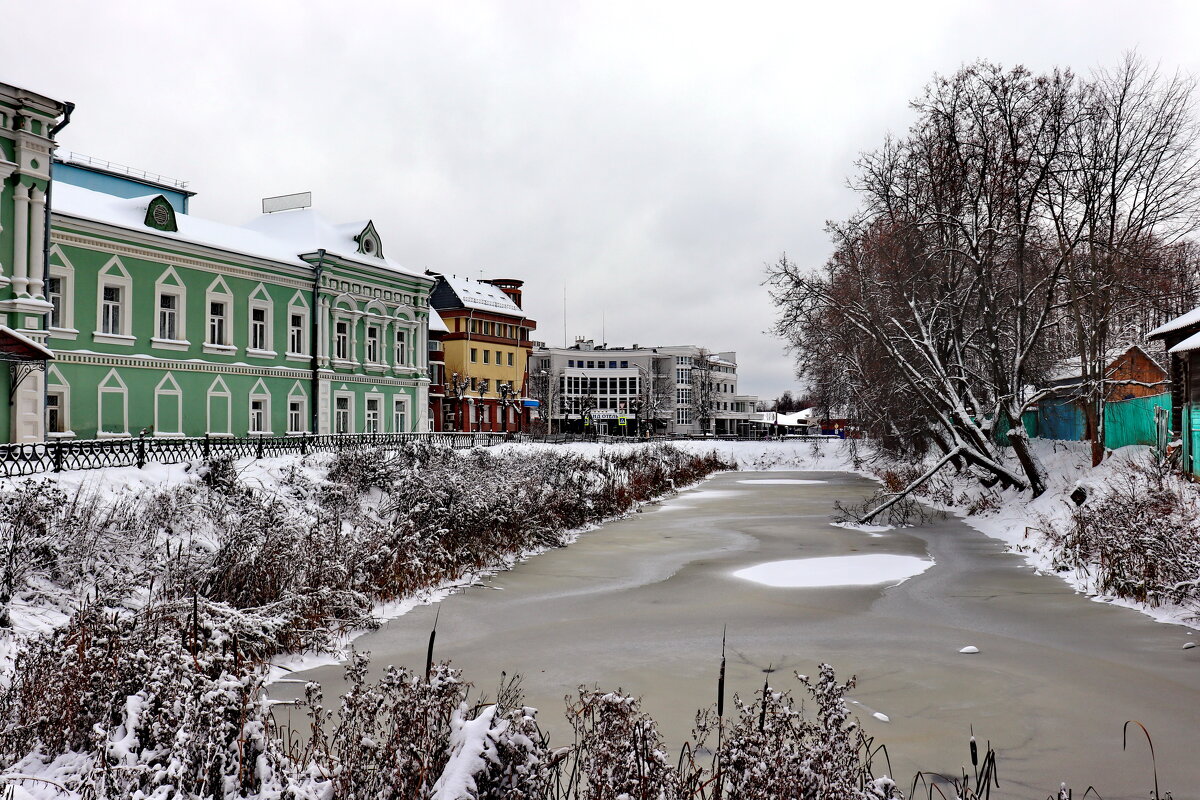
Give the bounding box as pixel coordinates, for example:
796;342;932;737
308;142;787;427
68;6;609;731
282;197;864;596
0;432;509;478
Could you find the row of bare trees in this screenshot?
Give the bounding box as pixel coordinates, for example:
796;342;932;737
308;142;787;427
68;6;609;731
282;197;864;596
769;56;1200;500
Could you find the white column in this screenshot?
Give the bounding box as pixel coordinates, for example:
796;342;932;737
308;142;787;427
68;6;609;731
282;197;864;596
28;186;45;298
317;298;329;361
12;182;30;296
0;182;6;278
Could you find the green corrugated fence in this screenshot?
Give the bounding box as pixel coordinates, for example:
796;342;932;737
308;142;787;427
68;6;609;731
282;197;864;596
1102;393;1171;450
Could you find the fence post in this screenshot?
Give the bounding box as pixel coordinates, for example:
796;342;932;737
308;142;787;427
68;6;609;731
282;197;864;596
301;432;309;456
256;435;264;460
53;439;63;473
203;433;210;460
136;432;146;469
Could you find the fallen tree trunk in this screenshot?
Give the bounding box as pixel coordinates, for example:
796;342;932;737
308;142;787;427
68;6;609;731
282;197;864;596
859;447;962;524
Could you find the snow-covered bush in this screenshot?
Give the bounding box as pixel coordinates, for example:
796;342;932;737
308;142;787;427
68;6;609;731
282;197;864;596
1041;457;1200;609
0;442;735;797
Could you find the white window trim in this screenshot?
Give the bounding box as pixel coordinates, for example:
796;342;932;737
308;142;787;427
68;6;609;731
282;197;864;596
47;247;77;340
286;293;310;361
392;394;410;433
96;367;129;438
152;267;189;351
247;285;276;358
286;382;309;434
46;366;74;438
153;372;184;436
94;257;133;345
248;379;273;435
205;277;234;351
332;314;354;368
333;390;355;434
364;323;383;364
207;376;233;436
394;323;413;369
364;392;384;434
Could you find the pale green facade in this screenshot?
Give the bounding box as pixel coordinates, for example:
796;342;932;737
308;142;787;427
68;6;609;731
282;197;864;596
1;80;434;442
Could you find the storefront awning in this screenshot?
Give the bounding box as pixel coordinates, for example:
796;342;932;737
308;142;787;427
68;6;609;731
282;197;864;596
523;399;540;407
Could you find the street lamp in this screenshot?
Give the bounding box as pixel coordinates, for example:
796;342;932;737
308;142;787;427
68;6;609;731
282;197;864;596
449;372;470;432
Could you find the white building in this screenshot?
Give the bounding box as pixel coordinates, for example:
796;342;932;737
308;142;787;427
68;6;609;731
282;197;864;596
528;339;759;435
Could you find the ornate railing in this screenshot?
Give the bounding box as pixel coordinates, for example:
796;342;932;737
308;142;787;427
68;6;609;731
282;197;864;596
0;432;508;478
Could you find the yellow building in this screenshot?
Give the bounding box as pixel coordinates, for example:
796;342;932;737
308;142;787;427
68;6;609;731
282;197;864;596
428;274;536;432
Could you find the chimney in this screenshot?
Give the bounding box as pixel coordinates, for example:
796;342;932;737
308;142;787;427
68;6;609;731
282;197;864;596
485;278;524;308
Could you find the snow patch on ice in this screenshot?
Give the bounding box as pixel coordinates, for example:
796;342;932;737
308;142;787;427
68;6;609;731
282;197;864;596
959;646;980;654
733;554;933;588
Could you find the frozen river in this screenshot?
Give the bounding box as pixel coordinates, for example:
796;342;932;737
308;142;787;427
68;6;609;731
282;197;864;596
278;470;1200;798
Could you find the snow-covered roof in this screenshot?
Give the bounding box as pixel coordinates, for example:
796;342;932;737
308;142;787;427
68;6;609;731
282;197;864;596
0;326;54;360
53;183;421;278
439;275;523;314
1148;306;1200;339
1169;329;1200;354
429;308;449;333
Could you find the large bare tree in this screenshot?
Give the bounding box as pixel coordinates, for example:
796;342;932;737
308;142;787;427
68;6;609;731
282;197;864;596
770;56;1200;508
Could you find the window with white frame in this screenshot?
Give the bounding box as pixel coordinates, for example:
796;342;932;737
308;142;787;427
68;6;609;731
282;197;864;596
101;286;123;335
158;293;179;341
250;306;268;350
209;300;229;345
289;312;306;354
366;325;381;363
151;268;187;348
46;391;64;434
335;320;350;360
248;380;271;434
47;277;63;329
250;399;267;433
46;366;71;436
392;396;408;432
247;286;274;355
47;247;76;337
205;278;234;350
395;328;408;366
365;395;382;433
95;258;133;343
287;390;307;433
334;393;352;433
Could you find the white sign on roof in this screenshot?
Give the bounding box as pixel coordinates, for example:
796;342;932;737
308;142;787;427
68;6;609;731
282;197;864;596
262;192;313;214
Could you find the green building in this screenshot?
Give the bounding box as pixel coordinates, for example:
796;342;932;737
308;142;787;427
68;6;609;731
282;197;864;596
1;80;432;442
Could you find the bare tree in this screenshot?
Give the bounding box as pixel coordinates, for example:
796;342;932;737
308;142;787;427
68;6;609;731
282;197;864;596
691;350;718;434
770;57;1200;507
527;368;561;434
1054;54;1200;464
636;363;673;435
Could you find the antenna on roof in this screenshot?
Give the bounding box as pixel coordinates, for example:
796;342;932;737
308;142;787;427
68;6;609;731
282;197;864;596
262;191;312;213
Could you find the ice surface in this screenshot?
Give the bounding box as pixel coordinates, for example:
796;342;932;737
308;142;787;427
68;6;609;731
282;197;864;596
732;554;933;588
736;478;828;485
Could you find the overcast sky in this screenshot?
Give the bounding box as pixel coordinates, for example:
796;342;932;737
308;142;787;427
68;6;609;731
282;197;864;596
6;1;1200;399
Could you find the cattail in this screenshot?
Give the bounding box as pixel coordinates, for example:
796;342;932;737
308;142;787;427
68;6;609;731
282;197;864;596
717;626;727;718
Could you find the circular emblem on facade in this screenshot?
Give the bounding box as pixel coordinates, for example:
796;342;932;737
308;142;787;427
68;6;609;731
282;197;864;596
363;238;376;254
152;204;170;226
30;159;39;169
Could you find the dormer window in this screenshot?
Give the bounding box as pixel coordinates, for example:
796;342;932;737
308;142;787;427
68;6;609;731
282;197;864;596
354;221;384;259
144;196;178;232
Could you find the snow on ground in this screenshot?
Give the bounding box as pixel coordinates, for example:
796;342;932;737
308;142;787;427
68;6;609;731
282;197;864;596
733;554;934;588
